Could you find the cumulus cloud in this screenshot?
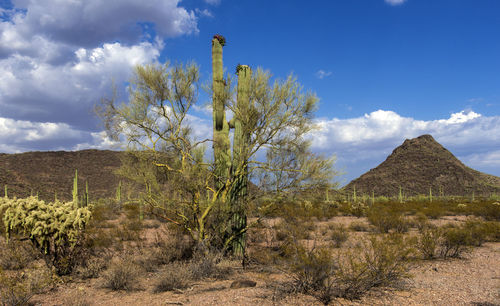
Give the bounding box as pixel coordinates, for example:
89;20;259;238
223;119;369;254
0;40;162;127
315;70;332;79
385;0;407;6
311;110;500;184
0;0;197;51
0;0;196;130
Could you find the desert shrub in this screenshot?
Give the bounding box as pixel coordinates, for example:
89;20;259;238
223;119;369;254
463;218;489;247
0;267;52;306
482;221;500;242
0;240;38;270
334;234;415;300
328;224;349;248
83;226;115;251
439;226;472;258
421;205;445;219
0;197;91;276
349;221;371;232
349;202;367;218
101;258;141;291
76;255;110;279
367;207;409;233
285;234;414;303
189;248;232;280
90;200;119;223
472;202;500;221
417;227;442;259
153;263;192;293
287;243;336;303
413;212;433;231
149;229;195;265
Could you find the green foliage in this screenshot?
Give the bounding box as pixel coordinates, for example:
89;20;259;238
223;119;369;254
0;196;91;275
367;206;410;233
439;226;472;258
97;35;336;256
349;221;371;232
417;227;442;259
0;266;52;306
0;240;38;271
101;258;141;291
153;263;192;293
284;234;414;303
415;219;494;259
328;224;349;248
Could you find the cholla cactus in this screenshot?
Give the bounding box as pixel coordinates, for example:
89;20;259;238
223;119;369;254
0;196;91;275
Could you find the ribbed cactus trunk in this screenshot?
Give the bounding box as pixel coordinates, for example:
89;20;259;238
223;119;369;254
229;65;251;256
212;35;231;196
73;169;78;208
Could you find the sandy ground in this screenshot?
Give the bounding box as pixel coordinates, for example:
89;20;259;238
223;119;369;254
28;216;500;306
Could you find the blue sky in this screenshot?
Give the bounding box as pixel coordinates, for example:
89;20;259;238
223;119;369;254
0;0;499;186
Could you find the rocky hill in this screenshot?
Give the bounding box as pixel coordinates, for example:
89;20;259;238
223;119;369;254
344;134;500;197
0;150;122;202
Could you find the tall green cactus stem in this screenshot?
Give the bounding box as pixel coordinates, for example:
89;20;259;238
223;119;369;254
228;64;251;256
212;35;231;195
85;181;89;207
73;170;78;208
116;180;122;204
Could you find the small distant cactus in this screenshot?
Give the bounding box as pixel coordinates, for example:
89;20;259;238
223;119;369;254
73;169;78;207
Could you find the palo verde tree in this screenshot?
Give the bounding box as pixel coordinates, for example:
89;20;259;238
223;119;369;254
98;34;335;256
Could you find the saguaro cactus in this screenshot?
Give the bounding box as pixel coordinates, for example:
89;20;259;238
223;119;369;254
212;35;232;196
211;35;252;256
73;169;78;207
229;64;252;255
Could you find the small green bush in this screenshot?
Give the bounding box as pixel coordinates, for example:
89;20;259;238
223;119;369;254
328;224;349;248
0;240;38;270
367;207;409;233
0;267;52;306
288;244;335;295
439;227;472;258
349;221;371;232
189;248;232;281
76;255;110;279
417;227;442;259
101;258;141;291
413;212;432;231
285;234;414;303
153;263;192;293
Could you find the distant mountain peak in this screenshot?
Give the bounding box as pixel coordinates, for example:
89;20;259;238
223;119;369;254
345;134;500;197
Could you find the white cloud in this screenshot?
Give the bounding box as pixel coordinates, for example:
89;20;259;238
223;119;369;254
0;0;197;51
196;8;214;18
385;0;407;6
0;0;199;131
0;40;162;125
204;0;221;5
315;70;332;79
